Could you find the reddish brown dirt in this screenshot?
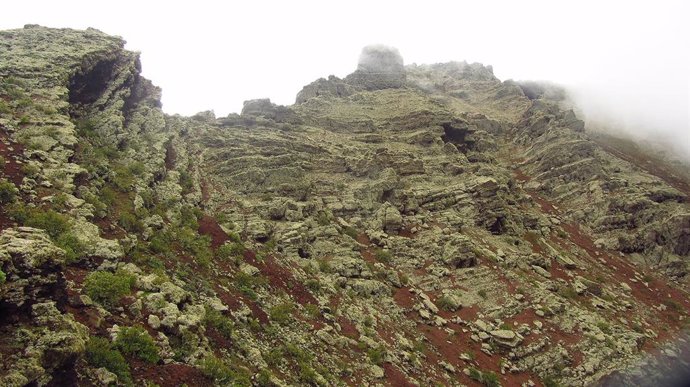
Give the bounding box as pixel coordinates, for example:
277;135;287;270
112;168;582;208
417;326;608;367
0;131;25;232
206;327;233;353
513;168;531;183
130;359;212;387
393;287;415;309
337;316;360;339
418;323;542;387
197;215;229;249
213;282;269;325
0;131;25;186
382;363;416;386
200;178;210;203
243;251;317;306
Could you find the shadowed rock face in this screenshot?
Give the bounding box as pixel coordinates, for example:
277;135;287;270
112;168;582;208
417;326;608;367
345;45;406;90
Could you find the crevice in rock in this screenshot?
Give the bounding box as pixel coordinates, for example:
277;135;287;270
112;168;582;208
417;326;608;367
441;122;474;152
68;57;119;112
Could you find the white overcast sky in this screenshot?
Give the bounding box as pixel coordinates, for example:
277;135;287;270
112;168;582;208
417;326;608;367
1;0;689;154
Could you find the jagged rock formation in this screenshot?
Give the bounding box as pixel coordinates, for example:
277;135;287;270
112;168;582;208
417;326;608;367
1;25;689;387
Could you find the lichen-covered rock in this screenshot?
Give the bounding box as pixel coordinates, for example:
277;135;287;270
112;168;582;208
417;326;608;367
0;227;66;309
0;302;88;386
373;202;403;232
70;218;123;259
295;75;356;104
442;235;478;268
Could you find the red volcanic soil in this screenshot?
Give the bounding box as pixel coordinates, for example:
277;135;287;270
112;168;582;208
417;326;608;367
0;131;24;186
0;131;25;232
214;282;269;325
382;363;416;386
131;359;212;387
243;250;317;307
393;287;415;309
197;215;229;249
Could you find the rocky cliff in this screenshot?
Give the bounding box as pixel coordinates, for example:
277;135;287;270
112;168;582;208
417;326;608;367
1;26;689;387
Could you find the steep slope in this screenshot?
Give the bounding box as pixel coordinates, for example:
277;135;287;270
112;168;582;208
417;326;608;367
1;27;689;387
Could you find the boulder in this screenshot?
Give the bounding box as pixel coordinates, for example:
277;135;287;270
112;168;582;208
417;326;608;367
373;202;403;232
490;329;523;348
0;227;66;309
442;235;479;268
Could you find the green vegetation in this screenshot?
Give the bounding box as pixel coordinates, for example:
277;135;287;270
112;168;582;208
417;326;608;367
55;232;86;263
233;271;266;300
216;241;245;262
316;211;331;226
269;302;294;324
83;270;136;308
558;286;578;299
374;248;392;264
0;179;17;203
305;278;322;292
543;375;561;387
478;289;488;299
198;355;251;386
115;326;160;363
303;303;320;318
317;258;332;273
256;370;273;386
14;205;70;239
112;165;137;192
437;295;457;311
119;210;145;233
85;336;132;386
0;269;6;285
6;204;86;261
482;371;500;387
343;226;358;239
468;367;500;387
203;306;234;339
367;346;386;365
596;321;612;334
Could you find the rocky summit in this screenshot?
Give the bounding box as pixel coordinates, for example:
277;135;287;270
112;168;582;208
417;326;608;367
1;25;689;387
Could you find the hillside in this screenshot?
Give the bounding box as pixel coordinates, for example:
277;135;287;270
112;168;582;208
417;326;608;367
1;25;689;387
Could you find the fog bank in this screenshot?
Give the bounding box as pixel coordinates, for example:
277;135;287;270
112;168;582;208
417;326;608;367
0;1;687;157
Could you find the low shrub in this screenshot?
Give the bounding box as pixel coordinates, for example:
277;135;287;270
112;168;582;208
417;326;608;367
112;165;136;192
198;355;234;384
119;210;145;233
22;207;71;239
367;346;386;365
343;226;358;239
56;232;86;263
0;269;6;285
85;336;132;385
437;295;458;312
115;326;160;363
84;270;136;308
204;306;234;339
269;302;294;325
216;242;245;262
374;249;392;264
0;179;17;203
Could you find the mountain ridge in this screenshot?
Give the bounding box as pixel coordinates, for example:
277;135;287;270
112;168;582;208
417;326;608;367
0;25;689;387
